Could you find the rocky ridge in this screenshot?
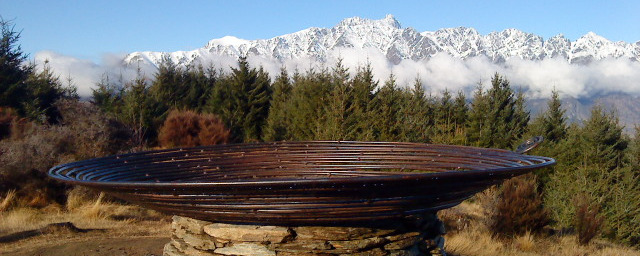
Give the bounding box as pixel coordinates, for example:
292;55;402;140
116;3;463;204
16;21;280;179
125;15;640;67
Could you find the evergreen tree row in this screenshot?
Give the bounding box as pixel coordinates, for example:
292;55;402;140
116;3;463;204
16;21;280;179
93;56;530;149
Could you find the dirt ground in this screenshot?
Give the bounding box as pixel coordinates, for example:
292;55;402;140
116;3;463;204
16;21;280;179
1;234;169;256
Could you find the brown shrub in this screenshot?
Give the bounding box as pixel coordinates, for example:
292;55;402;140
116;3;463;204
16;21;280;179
476;185;500;230
0;125;72;204
197;113;231;146
490;174;551;238
0;99;134;207
438;205;472;234
574;194;604;245
9;117;34;140
0;107;18;139
56;100;134;157
158;110;229;148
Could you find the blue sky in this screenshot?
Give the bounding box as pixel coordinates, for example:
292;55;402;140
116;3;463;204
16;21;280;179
2;0;639;63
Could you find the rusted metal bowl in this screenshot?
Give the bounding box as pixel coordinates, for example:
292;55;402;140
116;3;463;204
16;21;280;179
48;141;554;225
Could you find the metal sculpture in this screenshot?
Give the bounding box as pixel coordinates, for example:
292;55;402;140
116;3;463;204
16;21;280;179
49;140;554;225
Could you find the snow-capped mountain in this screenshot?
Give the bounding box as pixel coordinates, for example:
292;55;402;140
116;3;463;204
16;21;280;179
124;15;640;67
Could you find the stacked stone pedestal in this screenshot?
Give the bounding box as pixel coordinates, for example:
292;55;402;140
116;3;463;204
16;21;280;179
164;215;446;256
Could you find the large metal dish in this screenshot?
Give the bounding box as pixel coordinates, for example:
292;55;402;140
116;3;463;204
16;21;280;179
48;140;554;225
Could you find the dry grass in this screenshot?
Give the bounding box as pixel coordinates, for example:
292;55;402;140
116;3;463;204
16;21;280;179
444;200;640;256
447;229;640;256
0;190;171;254
446;227;505;256
0;190;17;212
0;207;40;234
513;231;535;252
0;191;168;237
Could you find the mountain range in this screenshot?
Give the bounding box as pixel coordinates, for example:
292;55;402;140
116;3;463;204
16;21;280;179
124;14;639;66
123;15;640;133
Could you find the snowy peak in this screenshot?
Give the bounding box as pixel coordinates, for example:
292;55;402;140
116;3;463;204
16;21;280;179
570;31;637;63
338;14;402;29
124;16;640;67
207;36;249;47
382;14;402;29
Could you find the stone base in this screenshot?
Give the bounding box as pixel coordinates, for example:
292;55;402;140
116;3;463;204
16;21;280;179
164;215;446;256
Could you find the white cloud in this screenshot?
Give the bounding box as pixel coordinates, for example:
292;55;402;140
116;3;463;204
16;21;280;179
35;50;640;100
33;51;158;99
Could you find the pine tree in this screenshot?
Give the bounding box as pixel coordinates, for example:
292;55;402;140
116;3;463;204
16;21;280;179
185;64;216;111
263;68;293;141
512;90;530;142
433;90;468;145
372;74;402;141
580;105;628;170
151;54;184;107
91;74;123;114
629;126;640;170
452;90;468;130
320;59;353;140
0;19;30;114
208;57;272;142
286;69;331;140
467;74;529;149
399;77;432;143
437;89;454;128
542;89;567;142
23;60;66;123
545;116;639;245
433;89;454;141
119;68;167;147
467;82;488;145
349;63;377;141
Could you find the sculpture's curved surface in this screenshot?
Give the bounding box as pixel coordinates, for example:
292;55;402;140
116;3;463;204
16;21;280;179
49;141;555;225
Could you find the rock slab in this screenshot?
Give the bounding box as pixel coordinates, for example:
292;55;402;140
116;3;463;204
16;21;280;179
165;213;447;256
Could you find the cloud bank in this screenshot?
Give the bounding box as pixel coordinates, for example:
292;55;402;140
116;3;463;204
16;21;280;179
35;49;640;100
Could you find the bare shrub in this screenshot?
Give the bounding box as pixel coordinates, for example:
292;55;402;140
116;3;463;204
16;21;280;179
475;185;499;231
490;174;550;238
197;112;231;146
438;205;472;234
0;126;72;205
158;110;199;147
55;99;133;157
574;194;604;245
0;107;18;139
158;109;229;148
0;99;133;207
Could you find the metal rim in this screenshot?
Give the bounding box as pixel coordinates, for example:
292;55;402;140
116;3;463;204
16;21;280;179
49;141;555;187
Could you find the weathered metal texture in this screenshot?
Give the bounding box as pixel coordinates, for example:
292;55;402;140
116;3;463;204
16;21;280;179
48;141;555;225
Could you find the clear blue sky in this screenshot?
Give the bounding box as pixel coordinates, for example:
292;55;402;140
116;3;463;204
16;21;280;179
2;0;639;62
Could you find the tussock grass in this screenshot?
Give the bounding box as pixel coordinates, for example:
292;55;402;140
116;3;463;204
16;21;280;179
0;190;17;212
81;192;105;219
513;231;535;252
446;227;505;256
